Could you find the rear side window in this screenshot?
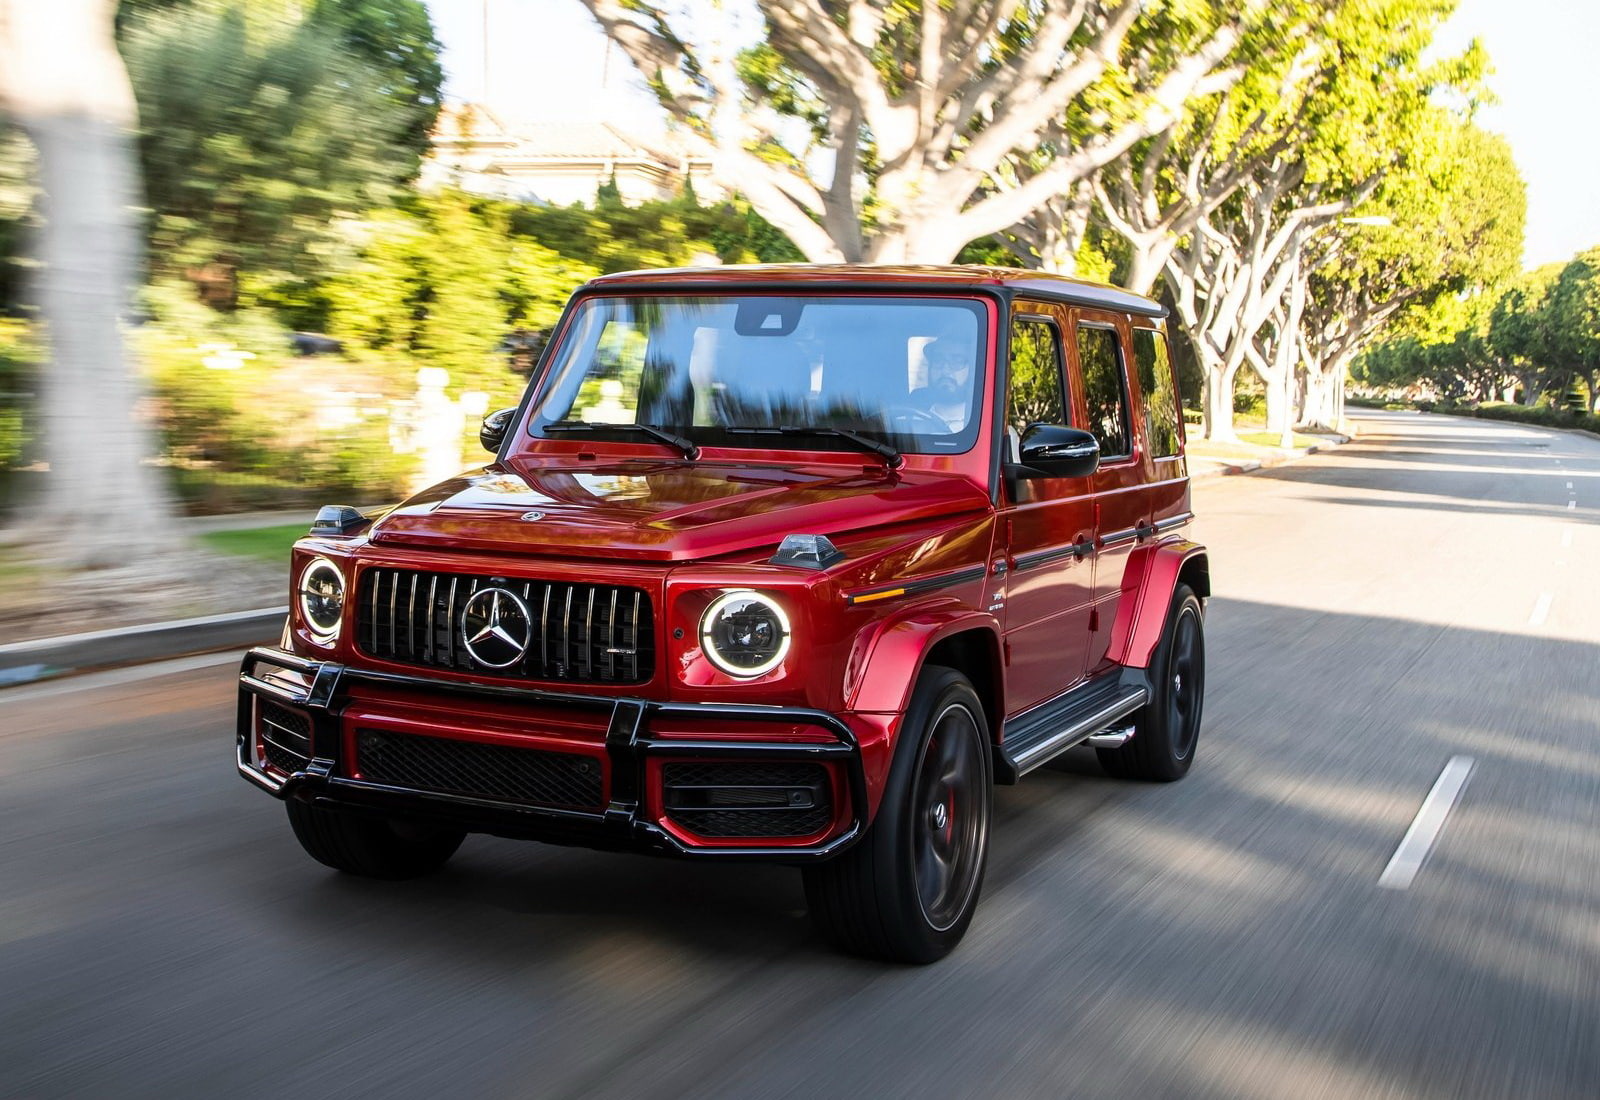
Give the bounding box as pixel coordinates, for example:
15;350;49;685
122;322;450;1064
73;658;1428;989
1077;325;1131;459
1007;317;1065;434
1133;329;1181;458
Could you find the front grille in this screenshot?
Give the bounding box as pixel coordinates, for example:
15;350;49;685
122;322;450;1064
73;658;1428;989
355;568;653;684
663;762;833;838
357;729;603;810
259;701;312;773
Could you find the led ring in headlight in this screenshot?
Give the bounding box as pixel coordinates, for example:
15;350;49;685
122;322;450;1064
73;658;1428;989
699;590;791;677
298;557;346;641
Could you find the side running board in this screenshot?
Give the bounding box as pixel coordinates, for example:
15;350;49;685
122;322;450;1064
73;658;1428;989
997;675;1150;782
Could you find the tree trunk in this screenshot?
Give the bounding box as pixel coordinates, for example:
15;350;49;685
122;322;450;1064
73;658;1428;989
1201;362;1240;443
1261;364;1288;436
1034;183;1093;275
0;0;182;566
1302;366;1338;430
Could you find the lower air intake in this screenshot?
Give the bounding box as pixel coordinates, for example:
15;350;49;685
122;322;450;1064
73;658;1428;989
357;729;603;810
259;701;312;774
662;762;833;838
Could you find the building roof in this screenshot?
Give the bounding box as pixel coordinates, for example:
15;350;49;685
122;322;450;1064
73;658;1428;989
585;264;1167;318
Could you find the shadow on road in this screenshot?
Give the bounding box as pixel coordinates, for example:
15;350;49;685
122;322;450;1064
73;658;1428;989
1;595;1597;1097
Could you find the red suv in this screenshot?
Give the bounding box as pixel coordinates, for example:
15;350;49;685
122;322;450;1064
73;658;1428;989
238;265;1208;963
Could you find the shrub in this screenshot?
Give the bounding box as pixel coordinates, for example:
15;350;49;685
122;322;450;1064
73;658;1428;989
138;296;418;512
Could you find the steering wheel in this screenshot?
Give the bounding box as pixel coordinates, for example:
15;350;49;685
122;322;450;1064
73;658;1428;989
887;404;952;431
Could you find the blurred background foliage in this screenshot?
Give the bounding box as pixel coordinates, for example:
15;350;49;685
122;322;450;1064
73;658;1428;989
0;0;1586;519
0;0;804;515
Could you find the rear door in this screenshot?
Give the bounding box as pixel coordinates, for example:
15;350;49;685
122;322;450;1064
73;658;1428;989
1070;310;1143;675
998;305;1096;714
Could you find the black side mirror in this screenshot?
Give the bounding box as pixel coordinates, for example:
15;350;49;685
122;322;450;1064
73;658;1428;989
480;407;518;454
1009;423;1100;479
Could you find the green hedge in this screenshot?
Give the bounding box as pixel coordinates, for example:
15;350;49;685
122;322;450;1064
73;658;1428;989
1431;400;1600;434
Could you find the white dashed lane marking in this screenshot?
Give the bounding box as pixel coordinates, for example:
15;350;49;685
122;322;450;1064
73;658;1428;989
1379;756;1476;890
1528;593;1554;627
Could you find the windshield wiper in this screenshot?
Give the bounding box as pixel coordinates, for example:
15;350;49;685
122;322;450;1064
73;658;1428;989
725;425;902;467
543;420;699;461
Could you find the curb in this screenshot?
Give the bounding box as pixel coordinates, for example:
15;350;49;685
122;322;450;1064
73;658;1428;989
0;607;288;689
1190;434;1348;480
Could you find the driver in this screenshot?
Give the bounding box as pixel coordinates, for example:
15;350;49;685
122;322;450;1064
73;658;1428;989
910;337;974;431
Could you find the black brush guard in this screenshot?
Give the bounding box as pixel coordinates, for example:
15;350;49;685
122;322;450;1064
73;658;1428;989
236;647;866;861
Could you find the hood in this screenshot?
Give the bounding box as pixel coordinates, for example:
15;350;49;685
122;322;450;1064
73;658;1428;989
368;461;990;562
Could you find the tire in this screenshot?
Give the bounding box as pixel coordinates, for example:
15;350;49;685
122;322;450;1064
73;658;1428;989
803;666;992;964
1097;583;1205;782
286;800;466;880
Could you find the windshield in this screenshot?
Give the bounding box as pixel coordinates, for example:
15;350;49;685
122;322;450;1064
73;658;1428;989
527;294;987;455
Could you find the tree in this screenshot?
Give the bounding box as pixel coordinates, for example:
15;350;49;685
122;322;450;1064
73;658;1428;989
507;191;803;274
1547;247;1600;411
1295;121;1524;429
0;0;182;565
577;0;1255;263
1487;264;1563;403
120;0;420;317
310;0;444;168
325;189;599;405
0;127;33;311
1134;0;1480;439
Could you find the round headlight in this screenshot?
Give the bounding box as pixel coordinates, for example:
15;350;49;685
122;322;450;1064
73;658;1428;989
699;590;791;678
298;557;345;641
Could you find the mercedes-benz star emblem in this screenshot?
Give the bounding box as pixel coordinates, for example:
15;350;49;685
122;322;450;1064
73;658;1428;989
460;587;533;669
520;511;546;522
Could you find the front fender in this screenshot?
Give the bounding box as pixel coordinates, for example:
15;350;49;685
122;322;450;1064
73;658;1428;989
843;602;1003;716
1104;539;1208;669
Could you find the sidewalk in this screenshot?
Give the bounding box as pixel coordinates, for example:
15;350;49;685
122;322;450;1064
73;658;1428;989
0;432;1351;689
1187;427;1353;478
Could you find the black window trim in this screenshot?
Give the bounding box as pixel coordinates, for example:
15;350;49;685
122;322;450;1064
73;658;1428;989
1074;319;1135;463
1008;311;1070;434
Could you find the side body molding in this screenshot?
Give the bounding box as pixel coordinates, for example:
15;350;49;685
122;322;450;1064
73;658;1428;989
1103;538;1210;669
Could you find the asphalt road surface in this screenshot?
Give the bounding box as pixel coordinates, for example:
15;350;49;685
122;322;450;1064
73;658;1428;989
3;411;1596;1099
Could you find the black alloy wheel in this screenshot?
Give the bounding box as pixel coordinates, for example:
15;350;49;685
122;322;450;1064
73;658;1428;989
1097;582;1205;781
803;666;992;963
911;700;988;932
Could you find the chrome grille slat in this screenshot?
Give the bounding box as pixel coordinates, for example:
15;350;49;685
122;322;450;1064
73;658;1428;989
355;569;652;685
426;575;438;662
628;592;640;681
540;586;552;676
606;589;618;680
407;574;418;657
561;586;573;675
582;588;595;678
445;577;458;666
369;569;381;653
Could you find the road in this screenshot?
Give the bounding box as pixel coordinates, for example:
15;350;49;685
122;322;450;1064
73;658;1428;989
3;411;1596;1099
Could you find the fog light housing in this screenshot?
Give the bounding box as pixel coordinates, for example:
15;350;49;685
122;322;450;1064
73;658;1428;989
699;590;791;677
298;557;345;642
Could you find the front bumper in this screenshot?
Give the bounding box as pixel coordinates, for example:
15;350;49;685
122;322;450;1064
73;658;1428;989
237;647;866;861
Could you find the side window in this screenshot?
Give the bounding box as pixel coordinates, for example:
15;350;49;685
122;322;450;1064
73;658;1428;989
1133;328;1181;458
1007;317;1065;441
1077;325;1131;459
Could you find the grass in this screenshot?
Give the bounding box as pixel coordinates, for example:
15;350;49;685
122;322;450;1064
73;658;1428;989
197;523;309;563
1236;430;1325;449
0;545;54;600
